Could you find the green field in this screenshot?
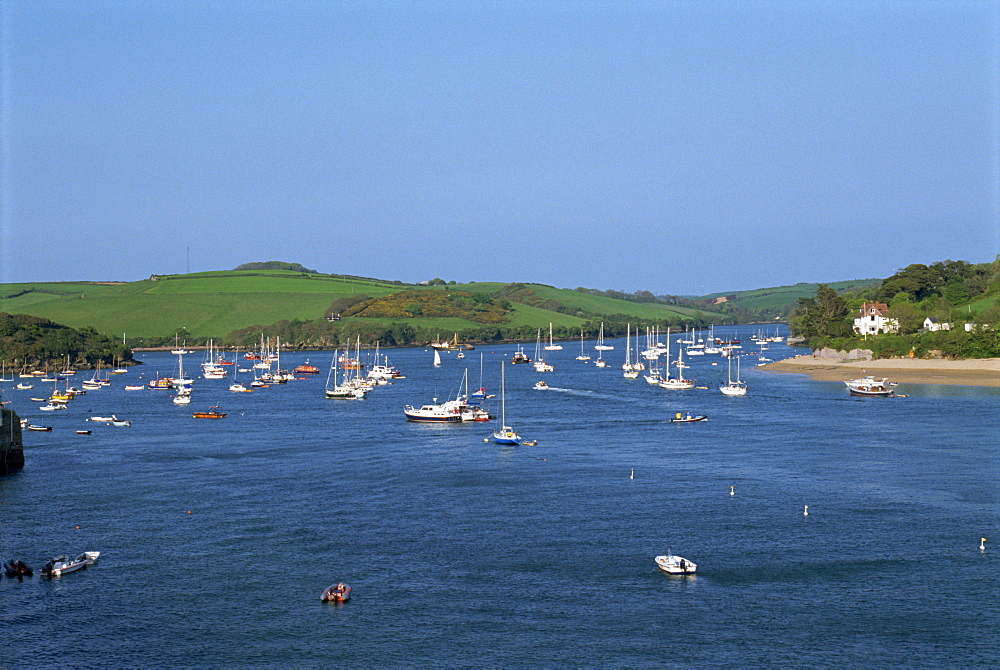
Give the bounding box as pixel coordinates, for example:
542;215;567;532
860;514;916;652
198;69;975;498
0;270;870;341
704;279;881;311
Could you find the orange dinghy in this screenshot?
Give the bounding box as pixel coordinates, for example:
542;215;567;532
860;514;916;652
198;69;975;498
320;582;352;603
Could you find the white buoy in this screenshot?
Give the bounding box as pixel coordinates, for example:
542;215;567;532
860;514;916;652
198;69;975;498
804;505;809;516
730;486;735;496
981;537;986;552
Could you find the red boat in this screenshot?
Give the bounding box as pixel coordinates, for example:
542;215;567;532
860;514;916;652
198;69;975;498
294;362;320;374
321;583;352;603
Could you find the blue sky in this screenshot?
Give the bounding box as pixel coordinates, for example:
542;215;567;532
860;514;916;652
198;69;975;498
2;0;997;295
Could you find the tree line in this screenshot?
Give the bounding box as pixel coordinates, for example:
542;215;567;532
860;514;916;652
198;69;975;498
788;257;1000;358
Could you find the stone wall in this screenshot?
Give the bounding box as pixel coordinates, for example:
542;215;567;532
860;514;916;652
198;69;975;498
811;347;874;362
1;407;25;475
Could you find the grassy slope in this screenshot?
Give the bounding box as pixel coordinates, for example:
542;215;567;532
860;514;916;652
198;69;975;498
3;271;869;339
705;279;881;311
452;282;708;320
0;272;405;338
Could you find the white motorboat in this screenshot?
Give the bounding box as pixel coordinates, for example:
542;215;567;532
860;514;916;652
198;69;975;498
845;376;894;397
655;552;696;575
403;401;462;422
41;551;100;577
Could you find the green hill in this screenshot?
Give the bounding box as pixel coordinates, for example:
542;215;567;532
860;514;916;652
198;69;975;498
701;279;881;314
0;270;721;344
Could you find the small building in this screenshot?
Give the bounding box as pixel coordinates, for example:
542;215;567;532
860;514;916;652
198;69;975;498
923;317;952;332
853;302;898;335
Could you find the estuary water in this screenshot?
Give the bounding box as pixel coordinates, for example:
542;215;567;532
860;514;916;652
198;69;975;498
1;326;998;666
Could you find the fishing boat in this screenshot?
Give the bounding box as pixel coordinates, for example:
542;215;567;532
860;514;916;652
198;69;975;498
654;552;696;575
320;582;352;603
844;376;894;397
40;551;100;577
510;346;532;364
294;361;320;374
492;363;522;445
719;355;747;396
430;333;474;350
192;408;226;419
670;412;707;423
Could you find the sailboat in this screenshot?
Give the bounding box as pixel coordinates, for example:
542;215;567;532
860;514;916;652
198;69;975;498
325;349;365;399
623;324;639;378
433;349;442;367
594;322;614;350
658;328;694;390
469;353;488;401
543;322;563;350
229;348;251;392
172;350;194;403
492;363;521;444
720;354;747;396
575;329;591;361
533;329;553;372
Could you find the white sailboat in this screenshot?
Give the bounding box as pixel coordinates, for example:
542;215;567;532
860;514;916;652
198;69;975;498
658;329;694;390
623;324;639;378
326;349;365;399
594;322;614;350
492;362;521;445
533;329;553;372
575;329;591;361
433;349;442;367
543;322;563;350
720;354;747;396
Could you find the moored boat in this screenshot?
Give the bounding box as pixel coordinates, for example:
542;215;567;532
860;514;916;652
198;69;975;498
192;408;226;419
844;376;894;397
403;401;462;422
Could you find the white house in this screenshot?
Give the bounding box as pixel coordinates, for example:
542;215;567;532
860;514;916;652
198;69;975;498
923;317;952;332
853;302;898;335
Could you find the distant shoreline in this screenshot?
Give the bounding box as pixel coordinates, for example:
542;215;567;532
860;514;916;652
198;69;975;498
759;355;1000;388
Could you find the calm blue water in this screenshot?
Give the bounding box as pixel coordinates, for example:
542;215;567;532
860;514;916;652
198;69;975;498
2;326;998;666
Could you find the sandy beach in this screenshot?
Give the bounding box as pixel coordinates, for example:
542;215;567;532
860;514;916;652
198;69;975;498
759;355;1000;387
